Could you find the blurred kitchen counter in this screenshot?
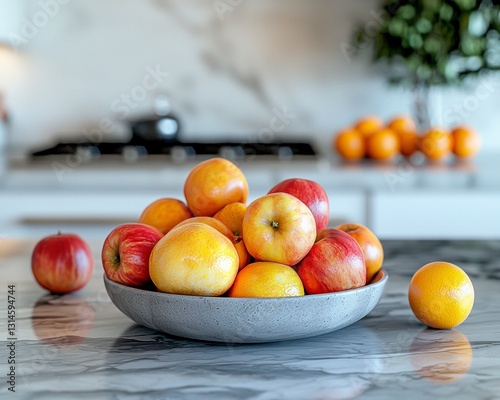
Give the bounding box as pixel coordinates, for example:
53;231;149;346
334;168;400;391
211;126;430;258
2;153;499;191
1;154;499;239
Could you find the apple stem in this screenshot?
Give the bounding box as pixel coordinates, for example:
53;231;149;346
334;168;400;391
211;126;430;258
271;221;279;229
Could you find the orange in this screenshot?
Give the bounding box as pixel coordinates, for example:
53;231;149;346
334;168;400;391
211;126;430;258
354;115;383;137
228;262;305;298
213;202;247;237
409;329;472;383
176;216;250;271
398;130;420;157
387;115;417;135
149;223;239;296
184;157;248;217
408;261;474;329
419;129;453;161
334;128;365;160
138;198;193;235
176;216;235;238
451;126;481;158
366;128;400;160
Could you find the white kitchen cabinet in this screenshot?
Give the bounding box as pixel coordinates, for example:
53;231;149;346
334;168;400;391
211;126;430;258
0;189;175;238
325;190;367;226
371;190;500;239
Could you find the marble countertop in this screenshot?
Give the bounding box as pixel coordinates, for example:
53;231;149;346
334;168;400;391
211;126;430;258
1;238;499;399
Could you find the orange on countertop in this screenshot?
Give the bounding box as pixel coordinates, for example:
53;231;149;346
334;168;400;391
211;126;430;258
451;126;481;158
354;115;384;137
387;115;417;135
334;128;365;161
366;128;400;161
419;129;453;161
398;130;421;158
408;261;474;329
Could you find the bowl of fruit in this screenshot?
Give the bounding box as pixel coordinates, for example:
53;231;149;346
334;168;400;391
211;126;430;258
104;269;387;343
101;158;388;343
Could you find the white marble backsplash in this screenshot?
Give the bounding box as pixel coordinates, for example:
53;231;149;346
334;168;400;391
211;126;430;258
2;0;500;154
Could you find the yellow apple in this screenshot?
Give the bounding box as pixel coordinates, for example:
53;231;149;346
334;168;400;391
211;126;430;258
242;193;316;266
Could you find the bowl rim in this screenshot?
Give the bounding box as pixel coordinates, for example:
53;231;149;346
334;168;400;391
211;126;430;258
103;268;388;302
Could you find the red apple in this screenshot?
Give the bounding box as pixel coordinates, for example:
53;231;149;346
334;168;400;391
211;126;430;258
101;223;163;287
242;192;316;266
31;233;94;294
297;228;366;294
336;223;384;283
268;178;330;231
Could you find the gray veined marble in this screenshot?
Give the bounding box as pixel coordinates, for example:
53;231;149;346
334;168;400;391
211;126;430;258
0;238;499;399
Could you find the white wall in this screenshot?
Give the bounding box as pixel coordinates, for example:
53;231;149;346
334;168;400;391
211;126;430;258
1;0;500;156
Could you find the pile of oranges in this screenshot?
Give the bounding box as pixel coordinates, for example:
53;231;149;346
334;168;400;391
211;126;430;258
333;115;482;162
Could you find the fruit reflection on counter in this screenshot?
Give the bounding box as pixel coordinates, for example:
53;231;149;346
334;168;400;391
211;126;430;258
409;329;473;383
334;115;481;162
31;295;95;348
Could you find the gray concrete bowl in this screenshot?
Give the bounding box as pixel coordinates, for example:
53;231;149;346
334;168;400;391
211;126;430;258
104;269;388;343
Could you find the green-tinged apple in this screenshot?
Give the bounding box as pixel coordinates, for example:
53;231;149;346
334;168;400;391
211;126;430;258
336;223;384;282
268;178;330;231
31;233;94;294
102;223;163;288
297;228;366;294
242;193;316;266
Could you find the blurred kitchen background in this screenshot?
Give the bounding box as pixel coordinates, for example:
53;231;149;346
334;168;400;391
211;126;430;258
1;0;499;239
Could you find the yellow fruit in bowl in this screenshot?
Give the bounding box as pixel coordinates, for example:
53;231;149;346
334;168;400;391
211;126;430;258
149;223;239;296
228;262;305;298
138;198;193;235
175;216;250;271
213;202;247;237
184;158;248;217
242;193;316;266
408;262;474;329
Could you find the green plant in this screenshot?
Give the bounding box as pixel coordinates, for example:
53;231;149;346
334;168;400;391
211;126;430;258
354;0;500;129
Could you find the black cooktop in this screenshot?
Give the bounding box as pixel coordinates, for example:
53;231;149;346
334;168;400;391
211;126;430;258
30;139;318;162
